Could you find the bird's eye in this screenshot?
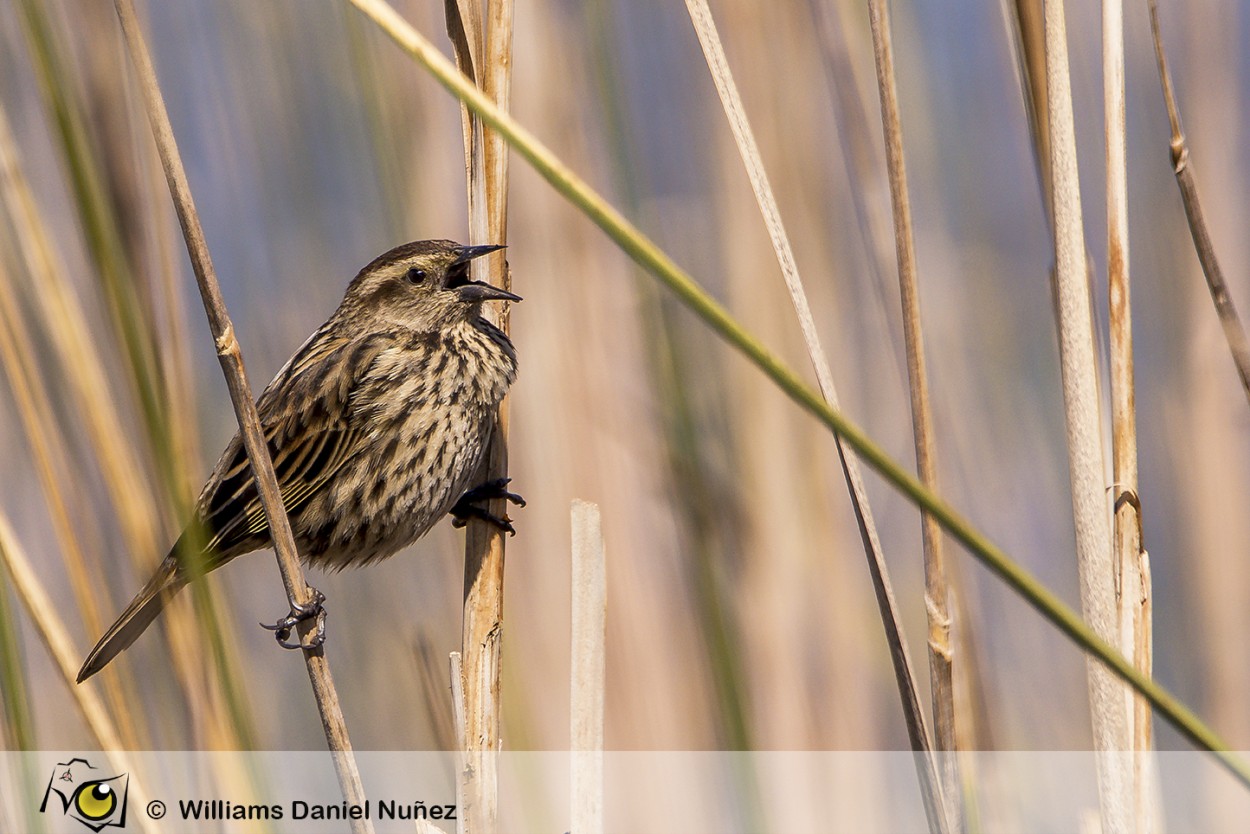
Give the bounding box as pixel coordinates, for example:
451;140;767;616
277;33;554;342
404;267;427;285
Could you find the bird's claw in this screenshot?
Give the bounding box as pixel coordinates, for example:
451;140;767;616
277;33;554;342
451;507;517;536
450;477;524;535
461;477;526;508
261;588;327;650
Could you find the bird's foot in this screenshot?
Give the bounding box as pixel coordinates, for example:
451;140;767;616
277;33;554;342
261;587;327;650
450;477;525;536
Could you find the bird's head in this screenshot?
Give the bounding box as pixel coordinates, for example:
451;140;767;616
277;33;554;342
340;239;520;331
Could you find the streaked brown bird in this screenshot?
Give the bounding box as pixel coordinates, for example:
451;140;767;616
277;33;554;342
78;240;521;683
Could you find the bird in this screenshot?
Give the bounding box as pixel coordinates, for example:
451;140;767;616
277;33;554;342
77;239;521;683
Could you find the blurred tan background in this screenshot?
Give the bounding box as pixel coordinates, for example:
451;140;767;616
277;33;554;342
0;0;1247;764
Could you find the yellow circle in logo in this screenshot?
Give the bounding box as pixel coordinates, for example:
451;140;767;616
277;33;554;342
74;782;117;821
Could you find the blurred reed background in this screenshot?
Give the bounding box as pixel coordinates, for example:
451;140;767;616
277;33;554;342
0;0;1248;788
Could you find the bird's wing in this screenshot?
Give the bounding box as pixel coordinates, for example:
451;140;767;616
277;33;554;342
195;331;397;559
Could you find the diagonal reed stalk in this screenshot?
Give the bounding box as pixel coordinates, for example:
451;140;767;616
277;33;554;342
111;2;371;828
1146;0;1250;407
682;1;948;831
345;0;1250;791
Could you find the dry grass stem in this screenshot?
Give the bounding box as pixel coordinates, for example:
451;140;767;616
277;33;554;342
1147;0;1250;407
111;1;370;826
682;6;948;828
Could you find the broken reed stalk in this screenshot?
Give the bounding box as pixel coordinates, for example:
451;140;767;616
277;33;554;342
445;1;514;832
1104;0;1155;830
570;500;605;834
110;2;371;829
681;1;948;831
1146;0;1250;407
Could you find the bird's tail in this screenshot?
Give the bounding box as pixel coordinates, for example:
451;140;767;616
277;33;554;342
77;556;185;683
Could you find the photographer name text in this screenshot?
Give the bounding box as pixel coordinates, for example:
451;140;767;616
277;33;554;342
178;799;456;822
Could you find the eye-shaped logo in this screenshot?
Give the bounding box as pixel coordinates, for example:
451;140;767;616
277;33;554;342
40;758;129;832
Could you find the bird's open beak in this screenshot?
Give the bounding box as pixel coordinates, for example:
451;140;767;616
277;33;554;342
458;283;522;303
452;244;522;303
454;243;506;264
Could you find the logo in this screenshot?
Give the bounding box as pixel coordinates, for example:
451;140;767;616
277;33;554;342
40;758;129;831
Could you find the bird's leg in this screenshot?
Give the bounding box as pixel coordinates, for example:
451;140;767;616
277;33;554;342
450;477;525;536
261;587;327;650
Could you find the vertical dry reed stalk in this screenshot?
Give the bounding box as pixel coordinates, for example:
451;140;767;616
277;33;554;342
446;1;515;831
1041;0;1130;830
